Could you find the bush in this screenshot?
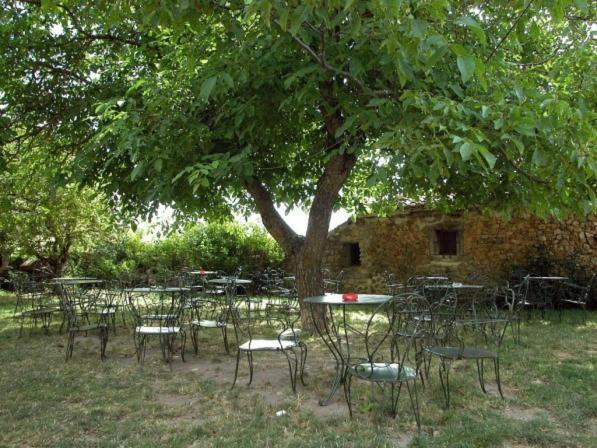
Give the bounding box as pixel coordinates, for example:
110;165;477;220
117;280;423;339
69;221;284;281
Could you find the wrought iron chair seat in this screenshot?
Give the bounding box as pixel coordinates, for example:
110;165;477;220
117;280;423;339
238;338;299;351
349;362;418;382
135;325;182;335
97;306;117;315
192;319;226;328
141;313;178;321
425;345;497;360
279;328;302;340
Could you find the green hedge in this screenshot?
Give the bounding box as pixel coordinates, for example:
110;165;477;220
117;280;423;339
69;221;284;280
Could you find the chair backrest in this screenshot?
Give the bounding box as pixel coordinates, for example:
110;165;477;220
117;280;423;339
230;296;299;345
359;294;427;375
127;288;185;327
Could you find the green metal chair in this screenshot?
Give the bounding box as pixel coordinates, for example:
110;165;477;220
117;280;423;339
60;286;108;361
425;313;508;408
231;297;306;393
343;295;424;430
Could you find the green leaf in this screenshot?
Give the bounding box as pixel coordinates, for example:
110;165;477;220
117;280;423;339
367;98;387;107
289;5;308;35
532;148;547;166
456;16;487;45
459;142;474;161
277;7;289;31
153;159;163;172
200;76;217;100
478;146;497;169
335;116;357;138
457;54;476;83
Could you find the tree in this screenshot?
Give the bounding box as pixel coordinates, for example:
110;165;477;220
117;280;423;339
0;145;115;275
1;1;595;325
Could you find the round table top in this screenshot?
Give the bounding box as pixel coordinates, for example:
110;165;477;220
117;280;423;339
425;283;484;290
187;271;218;275
304;293;392;306
125;287;190;293
52;277;97;281
208;278;253;285
525;276;568;281
52;279;104;285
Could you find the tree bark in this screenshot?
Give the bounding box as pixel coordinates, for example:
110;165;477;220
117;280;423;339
245;79;356;330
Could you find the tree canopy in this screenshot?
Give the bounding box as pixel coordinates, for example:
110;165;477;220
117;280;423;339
0;144;115;274
1;0;595;303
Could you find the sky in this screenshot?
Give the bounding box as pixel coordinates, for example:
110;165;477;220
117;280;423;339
238;206;351;236
140;205;351;239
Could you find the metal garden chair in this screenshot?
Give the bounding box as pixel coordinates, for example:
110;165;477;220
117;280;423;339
231;297;307;393
424;313;509;407
190;297;231;354
343;296;424;430
60;285;108;361
127;289;187;367
559;274;595;323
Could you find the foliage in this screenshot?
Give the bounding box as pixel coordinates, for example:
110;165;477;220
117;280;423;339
69;221;285;280
1;0;594;221
0;145;115;274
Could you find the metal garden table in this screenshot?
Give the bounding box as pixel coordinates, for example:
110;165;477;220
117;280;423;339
304;293;392;405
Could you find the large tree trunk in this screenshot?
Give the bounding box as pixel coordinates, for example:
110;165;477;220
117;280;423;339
246;78;355;331
295;241;326;330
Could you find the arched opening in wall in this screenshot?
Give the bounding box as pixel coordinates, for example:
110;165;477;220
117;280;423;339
342;242;361;267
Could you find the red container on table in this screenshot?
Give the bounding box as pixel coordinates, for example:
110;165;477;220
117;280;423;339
342;292;358;302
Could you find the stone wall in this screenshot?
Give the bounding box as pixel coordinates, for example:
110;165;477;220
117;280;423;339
323;209;597;293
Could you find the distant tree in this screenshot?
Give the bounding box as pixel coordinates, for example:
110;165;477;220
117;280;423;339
1;1;594;324
0;145;114;275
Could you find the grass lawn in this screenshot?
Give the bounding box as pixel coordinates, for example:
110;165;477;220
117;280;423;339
1;292;595;448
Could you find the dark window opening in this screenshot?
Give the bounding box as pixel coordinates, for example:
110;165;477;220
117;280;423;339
343;242;361;266
436;230;458;256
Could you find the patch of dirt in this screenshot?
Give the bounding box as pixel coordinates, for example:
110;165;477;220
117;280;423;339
484;383;518;400
390;433;415;448
502;406;548;422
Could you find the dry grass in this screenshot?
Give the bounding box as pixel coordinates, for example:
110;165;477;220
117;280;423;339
1;292;595;447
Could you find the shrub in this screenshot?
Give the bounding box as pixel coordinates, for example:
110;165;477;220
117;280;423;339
69;221;284;281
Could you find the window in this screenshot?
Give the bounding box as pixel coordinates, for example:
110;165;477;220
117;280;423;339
343;242;361;266
436;230;458;256
429;227;463;257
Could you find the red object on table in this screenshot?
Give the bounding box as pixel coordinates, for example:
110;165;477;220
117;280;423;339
342;292;358;302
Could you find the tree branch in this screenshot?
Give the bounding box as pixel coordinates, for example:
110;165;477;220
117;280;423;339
486;0;536;62
58;4;142;46
495;146;549;185
244;179;303;254
289;33;392;97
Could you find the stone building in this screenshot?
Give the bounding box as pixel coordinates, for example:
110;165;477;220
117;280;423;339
323;207;597;293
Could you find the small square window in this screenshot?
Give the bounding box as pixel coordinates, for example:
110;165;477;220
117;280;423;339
435;230;458;256
343;242;361;266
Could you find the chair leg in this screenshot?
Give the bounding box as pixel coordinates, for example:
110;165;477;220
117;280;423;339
438;358;451;408
299;343;308;386
494;357;504;399
476;359;487;394
406;380;421;432
222;326;230;354
283;349;298;393
343;373;354;418
180;330;186;362
100;327;108;360
191;325;199;355
247;351;254;386
231;349;241;389
65;331;75;361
